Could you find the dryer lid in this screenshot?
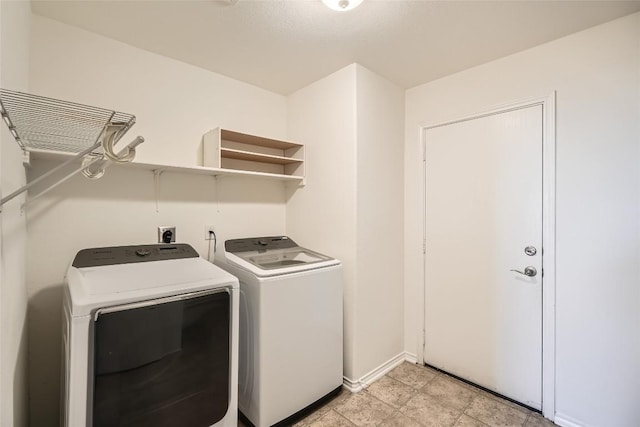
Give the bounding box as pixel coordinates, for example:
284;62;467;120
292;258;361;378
72;244;199;268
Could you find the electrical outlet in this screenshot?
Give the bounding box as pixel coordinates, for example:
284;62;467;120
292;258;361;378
158;226;176;244
205;225;216;240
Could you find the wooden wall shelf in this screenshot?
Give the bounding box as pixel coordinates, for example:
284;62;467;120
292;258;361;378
203;128;305;181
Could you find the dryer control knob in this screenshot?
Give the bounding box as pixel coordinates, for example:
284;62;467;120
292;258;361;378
136;249;151;257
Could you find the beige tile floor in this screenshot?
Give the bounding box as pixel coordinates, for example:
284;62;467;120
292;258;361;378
240;362;556;427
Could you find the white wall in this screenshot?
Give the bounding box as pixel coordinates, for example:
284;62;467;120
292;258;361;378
287;64;405;383
0;1;30;426
28;15;289;425
354;65;404;378
286;64;359;379
404;13;640;427
30;16;286;167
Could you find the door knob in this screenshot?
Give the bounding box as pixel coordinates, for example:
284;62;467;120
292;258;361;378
510;266;537;277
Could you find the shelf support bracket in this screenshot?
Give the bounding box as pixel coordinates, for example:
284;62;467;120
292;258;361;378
0;141;102;212
22;151;30;168
153;169;164;213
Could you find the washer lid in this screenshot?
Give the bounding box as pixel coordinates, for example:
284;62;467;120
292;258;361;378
236;247;331;269
225;251;339;277
223;236;340;277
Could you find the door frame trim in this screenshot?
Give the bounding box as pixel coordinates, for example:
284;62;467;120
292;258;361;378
418;93;556;420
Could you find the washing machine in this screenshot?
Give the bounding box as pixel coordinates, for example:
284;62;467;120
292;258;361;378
214;236;343;427
62;243;239;427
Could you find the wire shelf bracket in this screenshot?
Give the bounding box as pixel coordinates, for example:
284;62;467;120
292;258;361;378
0;89;145;212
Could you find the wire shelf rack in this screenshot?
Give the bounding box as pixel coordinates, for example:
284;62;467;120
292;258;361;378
0;89;143;211
0;89;136;154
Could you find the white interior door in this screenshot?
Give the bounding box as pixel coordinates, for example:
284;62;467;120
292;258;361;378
424;105;543;409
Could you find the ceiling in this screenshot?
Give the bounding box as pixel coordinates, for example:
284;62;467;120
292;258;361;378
31;0;640;95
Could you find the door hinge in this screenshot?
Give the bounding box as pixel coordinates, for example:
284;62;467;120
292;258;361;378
423;239;426;254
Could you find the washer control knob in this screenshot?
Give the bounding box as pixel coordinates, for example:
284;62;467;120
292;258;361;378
258;240;268;246
136;249;151;257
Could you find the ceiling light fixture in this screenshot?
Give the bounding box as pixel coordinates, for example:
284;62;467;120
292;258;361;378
322;0;363;12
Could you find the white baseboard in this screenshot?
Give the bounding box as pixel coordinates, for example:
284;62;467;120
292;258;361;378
404;352;418;364
342;377;364;393
554;414;586;427
342;352;417;392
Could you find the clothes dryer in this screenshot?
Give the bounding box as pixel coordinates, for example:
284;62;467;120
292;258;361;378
62;244;239;427
215;236;343;427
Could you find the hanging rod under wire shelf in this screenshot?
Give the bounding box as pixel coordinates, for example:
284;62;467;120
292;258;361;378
0;89;144;211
